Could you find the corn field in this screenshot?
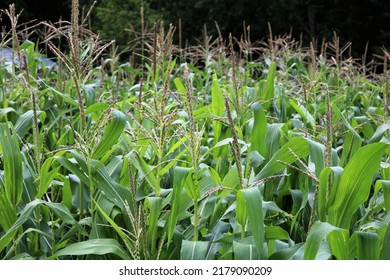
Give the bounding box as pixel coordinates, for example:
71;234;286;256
1;2;390;260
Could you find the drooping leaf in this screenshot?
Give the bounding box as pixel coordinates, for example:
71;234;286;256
304;221;347;260
290;99;315;127
0;199;80;254
53;239;129;259
369;122;390;143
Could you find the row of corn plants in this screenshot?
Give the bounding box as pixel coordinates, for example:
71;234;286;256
1;2;390;259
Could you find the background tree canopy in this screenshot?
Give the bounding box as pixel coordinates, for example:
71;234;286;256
1;0;389;58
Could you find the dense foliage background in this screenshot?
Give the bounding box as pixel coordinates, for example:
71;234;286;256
1;0;390;57
1;0;390;261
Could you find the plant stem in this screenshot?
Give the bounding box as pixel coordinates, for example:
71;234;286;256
193;199;199;241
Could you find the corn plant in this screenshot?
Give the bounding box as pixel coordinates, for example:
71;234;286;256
1;2;390;260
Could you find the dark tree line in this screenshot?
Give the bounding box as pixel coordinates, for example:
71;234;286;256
1;0;390;57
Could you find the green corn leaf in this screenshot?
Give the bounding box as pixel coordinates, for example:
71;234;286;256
327;229;350;260
262;61;276;110
210;137;248;150
265;226;290;241
55;155;90;185
173;77;186;94
233;240;258;260
268;243;304;260
41;81;79;107
381;223;390;260
93;164;130;209
128;152;159;195
332;103;361;139
340;131;362;167
67;174;89;212
236;189;247;229
145;197;162;253
167;166;191;245
52;239;129;259
251;102;268;158
237;187;265;259
180;240;209;260
289;189;308;232
374;180;390;211
218;166;239;198
0;199;80;254
158;147;188;177
92;198;135;253
14;110;45;138
85;102;109;115
0;107;18;121
290;99;315;127
56;151;130;210
184;169;201;201
36;157;60;199
165;134;190;157
92;109;126;160
369;122;390;143
0;123;23;206
265;123;284;160
328;142;388;229
318;167;343;222
255;136;309;180
304;221;347;260
308;139;325;177
356;232;379;260
0;194;17;231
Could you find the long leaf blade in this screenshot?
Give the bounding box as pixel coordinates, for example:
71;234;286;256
255;136;309;180
53;239;129;259
238;187;265;259
0;123;23;206
328;142;388;229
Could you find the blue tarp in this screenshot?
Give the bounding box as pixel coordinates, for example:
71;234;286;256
0;47;56;68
